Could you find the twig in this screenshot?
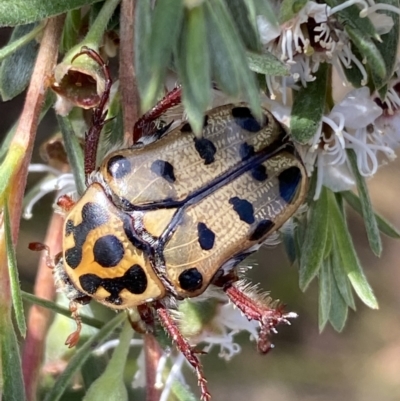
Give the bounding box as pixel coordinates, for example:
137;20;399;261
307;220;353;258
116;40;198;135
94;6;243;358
144;333;163;401
120;0;140;145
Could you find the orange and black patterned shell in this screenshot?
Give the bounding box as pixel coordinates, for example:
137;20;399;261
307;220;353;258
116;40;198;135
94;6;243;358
62;183;165;308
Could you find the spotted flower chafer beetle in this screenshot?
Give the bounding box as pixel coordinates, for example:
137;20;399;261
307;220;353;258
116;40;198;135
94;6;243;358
41;48;308;400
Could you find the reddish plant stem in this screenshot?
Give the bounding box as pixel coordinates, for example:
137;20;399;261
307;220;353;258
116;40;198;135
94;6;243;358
120;0;140;145
22;213;63;401
143;333;163;401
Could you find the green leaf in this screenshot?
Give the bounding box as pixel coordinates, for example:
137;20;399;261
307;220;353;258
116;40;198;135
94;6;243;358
347;149;382;256
346;28;386;82
176;5;211;134
44;313;126;401
371;0;400;90
57;114;86;196
331;240;356;310
318;258;332;332
141;0;184;110
0;0;103;26
299;186;329;290
0;314;26;401
328;268;348;332
205;0;261;119
83;320;132;401
328;191;378;309
21;291;104;329
172;379;199;401
0;24;39;100
251;0;279;27
291;63;329;143
342;190;400;238
225;0;260;51
4;202;26;337
0;22;44;62
61;9;82;53
247;50;289;76
279;0;308;23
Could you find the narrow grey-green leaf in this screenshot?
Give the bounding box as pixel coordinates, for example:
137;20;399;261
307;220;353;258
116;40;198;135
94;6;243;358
347;149;382;256
205;0;261;119
346;27;386;81
371;0;400;90
134;0;152;100
342;190;400;238
61;9;81;53
331;240;356;310
291;63;328;143
57;115;86;196
83;320;132;401
176;5;211;134
328;269;348;332
0;24;39;100
318;258;332;332
247;50;289;76
141;0;184;110
299;186;329;290
279;0;308;23
251;0;279;27
0;22;43;62
44;312;126;401
328;191;378;309
1;316;26;401
4;201;26;337
0;0;102;26
226;0;260;51
172;378;199;401
21;291;104;329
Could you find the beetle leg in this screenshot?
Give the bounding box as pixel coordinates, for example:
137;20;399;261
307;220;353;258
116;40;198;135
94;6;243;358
133;86;182;142
56;194;76;213
154;302;211;401
224;283;297;354
65;301;83;348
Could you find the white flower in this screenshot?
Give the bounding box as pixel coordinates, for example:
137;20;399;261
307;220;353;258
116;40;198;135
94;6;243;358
256;0;396;94
304;87;391;199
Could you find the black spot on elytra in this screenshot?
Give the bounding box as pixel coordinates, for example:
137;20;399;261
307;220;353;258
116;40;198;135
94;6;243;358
93;235;124;267
239;142;255;161
279;166;302;204
151;160;176;183
179;268;203;292
79;264;148;305
107;155;132;179
194;137;217;165
64;202;109;269
229;197;255;224
197;222;215;250
249;219;275;241
251;164;268;181
231;107;264;133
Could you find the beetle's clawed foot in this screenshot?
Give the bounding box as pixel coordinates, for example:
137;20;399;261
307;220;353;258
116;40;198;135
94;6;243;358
65;301;83;348
224;283;297;354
